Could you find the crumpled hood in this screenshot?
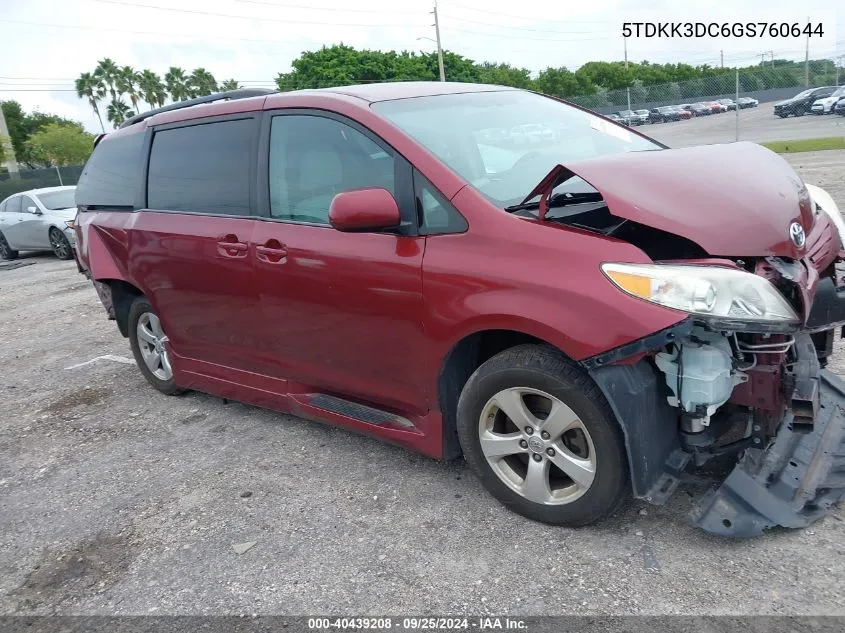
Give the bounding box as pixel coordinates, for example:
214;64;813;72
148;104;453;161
528;142;814;258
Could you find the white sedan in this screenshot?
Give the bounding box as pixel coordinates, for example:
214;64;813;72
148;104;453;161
0;186;77;260
811;86;845;114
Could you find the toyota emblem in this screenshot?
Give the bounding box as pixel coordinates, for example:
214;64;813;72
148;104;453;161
789;222;806;248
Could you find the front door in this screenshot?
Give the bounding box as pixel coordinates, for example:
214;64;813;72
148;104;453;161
130;115;263;371
250;112;428;414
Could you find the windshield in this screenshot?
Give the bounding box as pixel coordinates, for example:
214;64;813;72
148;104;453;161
373;91;661;206
37;189;76;210
831;87;845;98
792;89;814;100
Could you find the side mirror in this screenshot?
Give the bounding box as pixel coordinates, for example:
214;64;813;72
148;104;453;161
329;188;401;233
26;206;42;215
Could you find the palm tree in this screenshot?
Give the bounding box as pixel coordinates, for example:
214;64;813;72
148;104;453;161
75;72;106;133
106;99;132;128
94;57;120;102
219;78;240;91
138;69;166;109
116;66;142;114
189;68;218;97
165;66;190;102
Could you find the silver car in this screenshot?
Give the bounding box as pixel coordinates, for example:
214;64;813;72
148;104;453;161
0;186;77;260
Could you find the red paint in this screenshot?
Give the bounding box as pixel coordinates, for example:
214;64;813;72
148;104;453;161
530;142;815;258
329;188;401;232
74;83;833;460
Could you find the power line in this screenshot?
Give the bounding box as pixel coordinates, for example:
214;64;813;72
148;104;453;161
440;0;615;24
93;0;425;28
235;0;422;15
442;26;616;42
438;13;610;35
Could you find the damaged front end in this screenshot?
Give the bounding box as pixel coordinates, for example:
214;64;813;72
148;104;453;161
530;144;845;537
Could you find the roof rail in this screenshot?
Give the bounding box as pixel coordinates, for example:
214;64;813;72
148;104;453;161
119;89;276;129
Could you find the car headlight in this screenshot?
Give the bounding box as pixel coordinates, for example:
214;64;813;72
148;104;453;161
601;263;799;324
806;184;845;251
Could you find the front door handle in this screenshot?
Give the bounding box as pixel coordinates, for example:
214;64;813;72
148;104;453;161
217;234;248;258
255;239;287;264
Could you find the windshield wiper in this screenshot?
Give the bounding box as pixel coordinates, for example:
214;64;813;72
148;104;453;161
504;191;603;213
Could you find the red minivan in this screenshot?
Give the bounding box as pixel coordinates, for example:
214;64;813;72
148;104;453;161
73;83;845;537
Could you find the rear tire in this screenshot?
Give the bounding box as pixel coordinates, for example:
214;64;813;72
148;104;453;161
128;296;185;396
0;231;18;260
456;344;630;527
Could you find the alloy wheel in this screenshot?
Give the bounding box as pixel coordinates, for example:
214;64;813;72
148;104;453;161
136;312;173;381
478;387;597;505
49;229;70;259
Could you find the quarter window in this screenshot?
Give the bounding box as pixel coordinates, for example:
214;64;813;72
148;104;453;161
268;115;395;224
414;172;467;235
76;131;144;208
147;118;253;216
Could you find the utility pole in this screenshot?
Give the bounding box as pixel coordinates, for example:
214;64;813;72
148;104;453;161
735;70;740;142
804;16;810;86
0;104;20;181
720;50;724;68
433;0;445;82
624;34;631;111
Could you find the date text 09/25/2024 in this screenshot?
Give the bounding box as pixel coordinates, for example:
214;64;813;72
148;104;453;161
622;22;825;38
307;617;528;631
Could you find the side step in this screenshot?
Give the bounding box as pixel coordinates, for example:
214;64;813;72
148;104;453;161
305;394;417;431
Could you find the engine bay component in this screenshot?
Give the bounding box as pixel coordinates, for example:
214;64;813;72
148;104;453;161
655;328;747;427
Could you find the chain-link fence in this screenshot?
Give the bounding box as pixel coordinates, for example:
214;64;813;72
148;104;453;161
0;165;83;199
570;65;844;147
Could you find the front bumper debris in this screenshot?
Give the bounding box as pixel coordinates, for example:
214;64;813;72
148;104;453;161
690;369;845;537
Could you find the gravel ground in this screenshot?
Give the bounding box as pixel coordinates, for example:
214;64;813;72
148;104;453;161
1;157;845;617
643;107;845;147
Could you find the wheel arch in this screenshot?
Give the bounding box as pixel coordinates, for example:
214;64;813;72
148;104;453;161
437;326;568;460
99;279;144;337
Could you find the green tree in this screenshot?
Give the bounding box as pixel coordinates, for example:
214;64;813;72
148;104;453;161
138;70;166;109
535;67;594;98
0;101;85;168
189;68;218;97
165;67;190;101
94;57;120;101
476;62;533;88
26;123;95;166
75;72;106;133
117;66;142;113
106;99;132;128
219;78;240;91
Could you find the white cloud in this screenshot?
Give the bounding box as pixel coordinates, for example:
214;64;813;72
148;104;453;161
1;0;841;132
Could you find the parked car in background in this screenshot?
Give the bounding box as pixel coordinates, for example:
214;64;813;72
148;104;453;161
835;96;845;116
716;99;737;111
774;86;838;117
704;101;726;114
649;106;683;123
633;109;650;123
736;97;759;108
811;86;845;115
668;105;692;120
0;186;77;260
615;110;647;126
73;83;845;537
684;102;711;117
607;113;627;125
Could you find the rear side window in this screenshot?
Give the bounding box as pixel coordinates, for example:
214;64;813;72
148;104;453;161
6;196;21;213
76;132;144;208
147;118;253;216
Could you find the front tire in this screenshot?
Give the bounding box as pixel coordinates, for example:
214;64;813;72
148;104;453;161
49;227;73;260
128;296;185;396
0;231;18;260
456;344;629;527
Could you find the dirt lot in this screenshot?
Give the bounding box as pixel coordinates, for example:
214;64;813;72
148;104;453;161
644;107;845;147
1;154;845;617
